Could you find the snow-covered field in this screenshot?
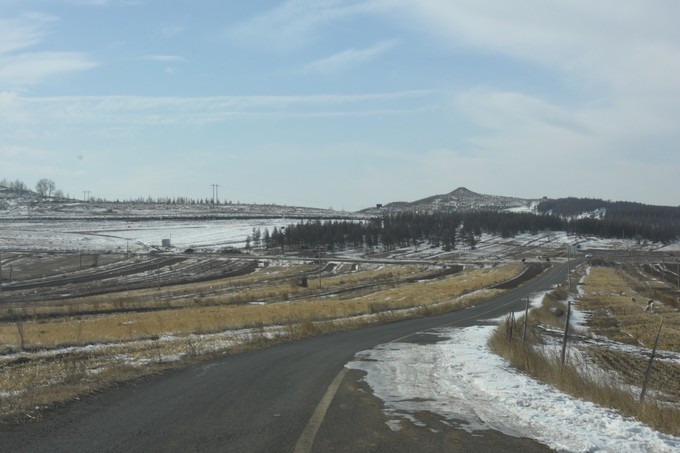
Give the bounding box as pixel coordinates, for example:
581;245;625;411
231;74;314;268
0;218;295;253
0;188;343;220
347;322;680;452
380;231;670;263
3;218;675;263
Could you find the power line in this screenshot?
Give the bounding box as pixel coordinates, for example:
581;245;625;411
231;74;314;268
210;184;221;204
212;183;333;208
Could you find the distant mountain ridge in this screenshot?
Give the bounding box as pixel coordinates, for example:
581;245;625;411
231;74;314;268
0;185;346;220
366;187;540;214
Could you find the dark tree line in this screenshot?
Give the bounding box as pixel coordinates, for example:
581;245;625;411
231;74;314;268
538;197;680;221
247;213;466;253
538;197;680;243
111;196;237;205
247;209;679;253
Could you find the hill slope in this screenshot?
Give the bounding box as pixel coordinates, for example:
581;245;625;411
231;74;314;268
365;187;539;214
0;186;348;220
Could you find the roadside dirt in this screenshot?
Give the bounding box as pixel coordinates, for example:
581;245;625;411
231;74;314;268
314;369;553;452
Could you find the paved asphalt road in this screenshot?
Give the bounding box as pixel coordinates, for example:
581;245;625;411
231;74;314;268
0;262;571;453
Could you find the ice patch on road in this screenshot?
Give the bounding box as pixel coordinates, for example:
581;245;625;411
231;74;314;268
347;325;680;453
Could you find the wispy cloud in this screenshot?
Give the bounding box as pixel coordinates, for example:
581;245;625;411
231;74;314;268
451;85;680;204
302;41;396;73
141;55;187;63
63;0;141;6
0;13;96;88
0;52;96;86
0;90;435;126
381;0;680;96
161;24;185;38
0;13;55;55
366;0;680;203
227;0;383;49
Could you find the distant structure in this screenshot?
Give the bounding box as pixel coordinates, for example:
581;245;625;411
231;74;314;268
376;203;383;209
162;238;171;248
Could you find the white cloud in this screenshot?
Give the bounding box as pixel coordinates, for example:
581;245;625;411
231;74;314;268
0;13;96;88
0;144;48;159
0;13;55;55
0;52;96;87
141;55;187;63
352;0;680;204
0;91;28;122
0;90;435;126
63;0;140;5
379;0;680;97
302;41;396;73
456;88;674;167
449;87;680;203
161;24;185;38
227;0;383;49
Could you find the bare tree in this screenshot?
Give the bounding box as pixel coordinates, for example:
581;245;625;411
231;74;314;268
35;178;56;196
9;179;27;192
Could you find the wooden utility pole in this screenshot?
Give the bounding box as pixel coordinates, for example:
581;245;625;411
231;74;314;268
640;319;664;402
508;311;515;343
561;299;572;365
318;248;322;288
566;245;572;291
522;297;529;344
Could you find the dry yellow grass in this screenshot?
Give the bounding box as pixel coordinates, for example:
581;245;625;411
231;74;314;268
527;285;570;329
0;263;520;349
490;264;680;438
0;264;317;317
0;261;523;419
489;323;680;437
577;267;680;351
0;264;425;320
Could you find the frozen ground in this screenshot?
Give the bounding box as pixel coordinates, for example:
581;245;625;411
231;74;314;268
2;219;675;261
370;231;672;263
0;218;296;253
0;187;344;220
347;323;680;453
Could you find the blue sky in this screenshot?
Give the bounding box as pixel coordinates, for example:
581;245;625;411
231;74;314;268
1;0;679;210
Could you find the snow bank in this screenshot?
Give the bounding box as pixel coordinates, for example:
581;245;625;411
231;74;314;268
347;325;680;452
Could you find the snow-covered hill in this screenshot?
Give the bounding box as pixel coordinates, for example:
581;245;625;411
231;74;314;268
365;187;540;214
0;186;351;220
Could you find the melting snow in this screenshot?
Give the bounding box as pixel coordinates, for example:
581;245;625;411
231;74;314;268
347;324;680;452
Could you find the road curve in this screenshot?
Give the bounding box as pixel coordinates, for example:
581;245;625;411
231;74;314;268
0;262;570;453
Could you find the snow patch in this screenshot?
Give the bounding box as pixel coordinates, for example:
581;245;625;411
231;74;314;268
347;325;680;452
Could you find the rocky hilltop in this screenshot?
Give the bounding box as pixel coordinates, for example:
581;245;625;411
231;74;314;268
365;187;539;214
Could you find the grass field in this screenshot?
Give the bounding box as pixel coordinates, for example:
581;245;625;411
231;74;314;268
490;263;680;437
0;261;523;419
